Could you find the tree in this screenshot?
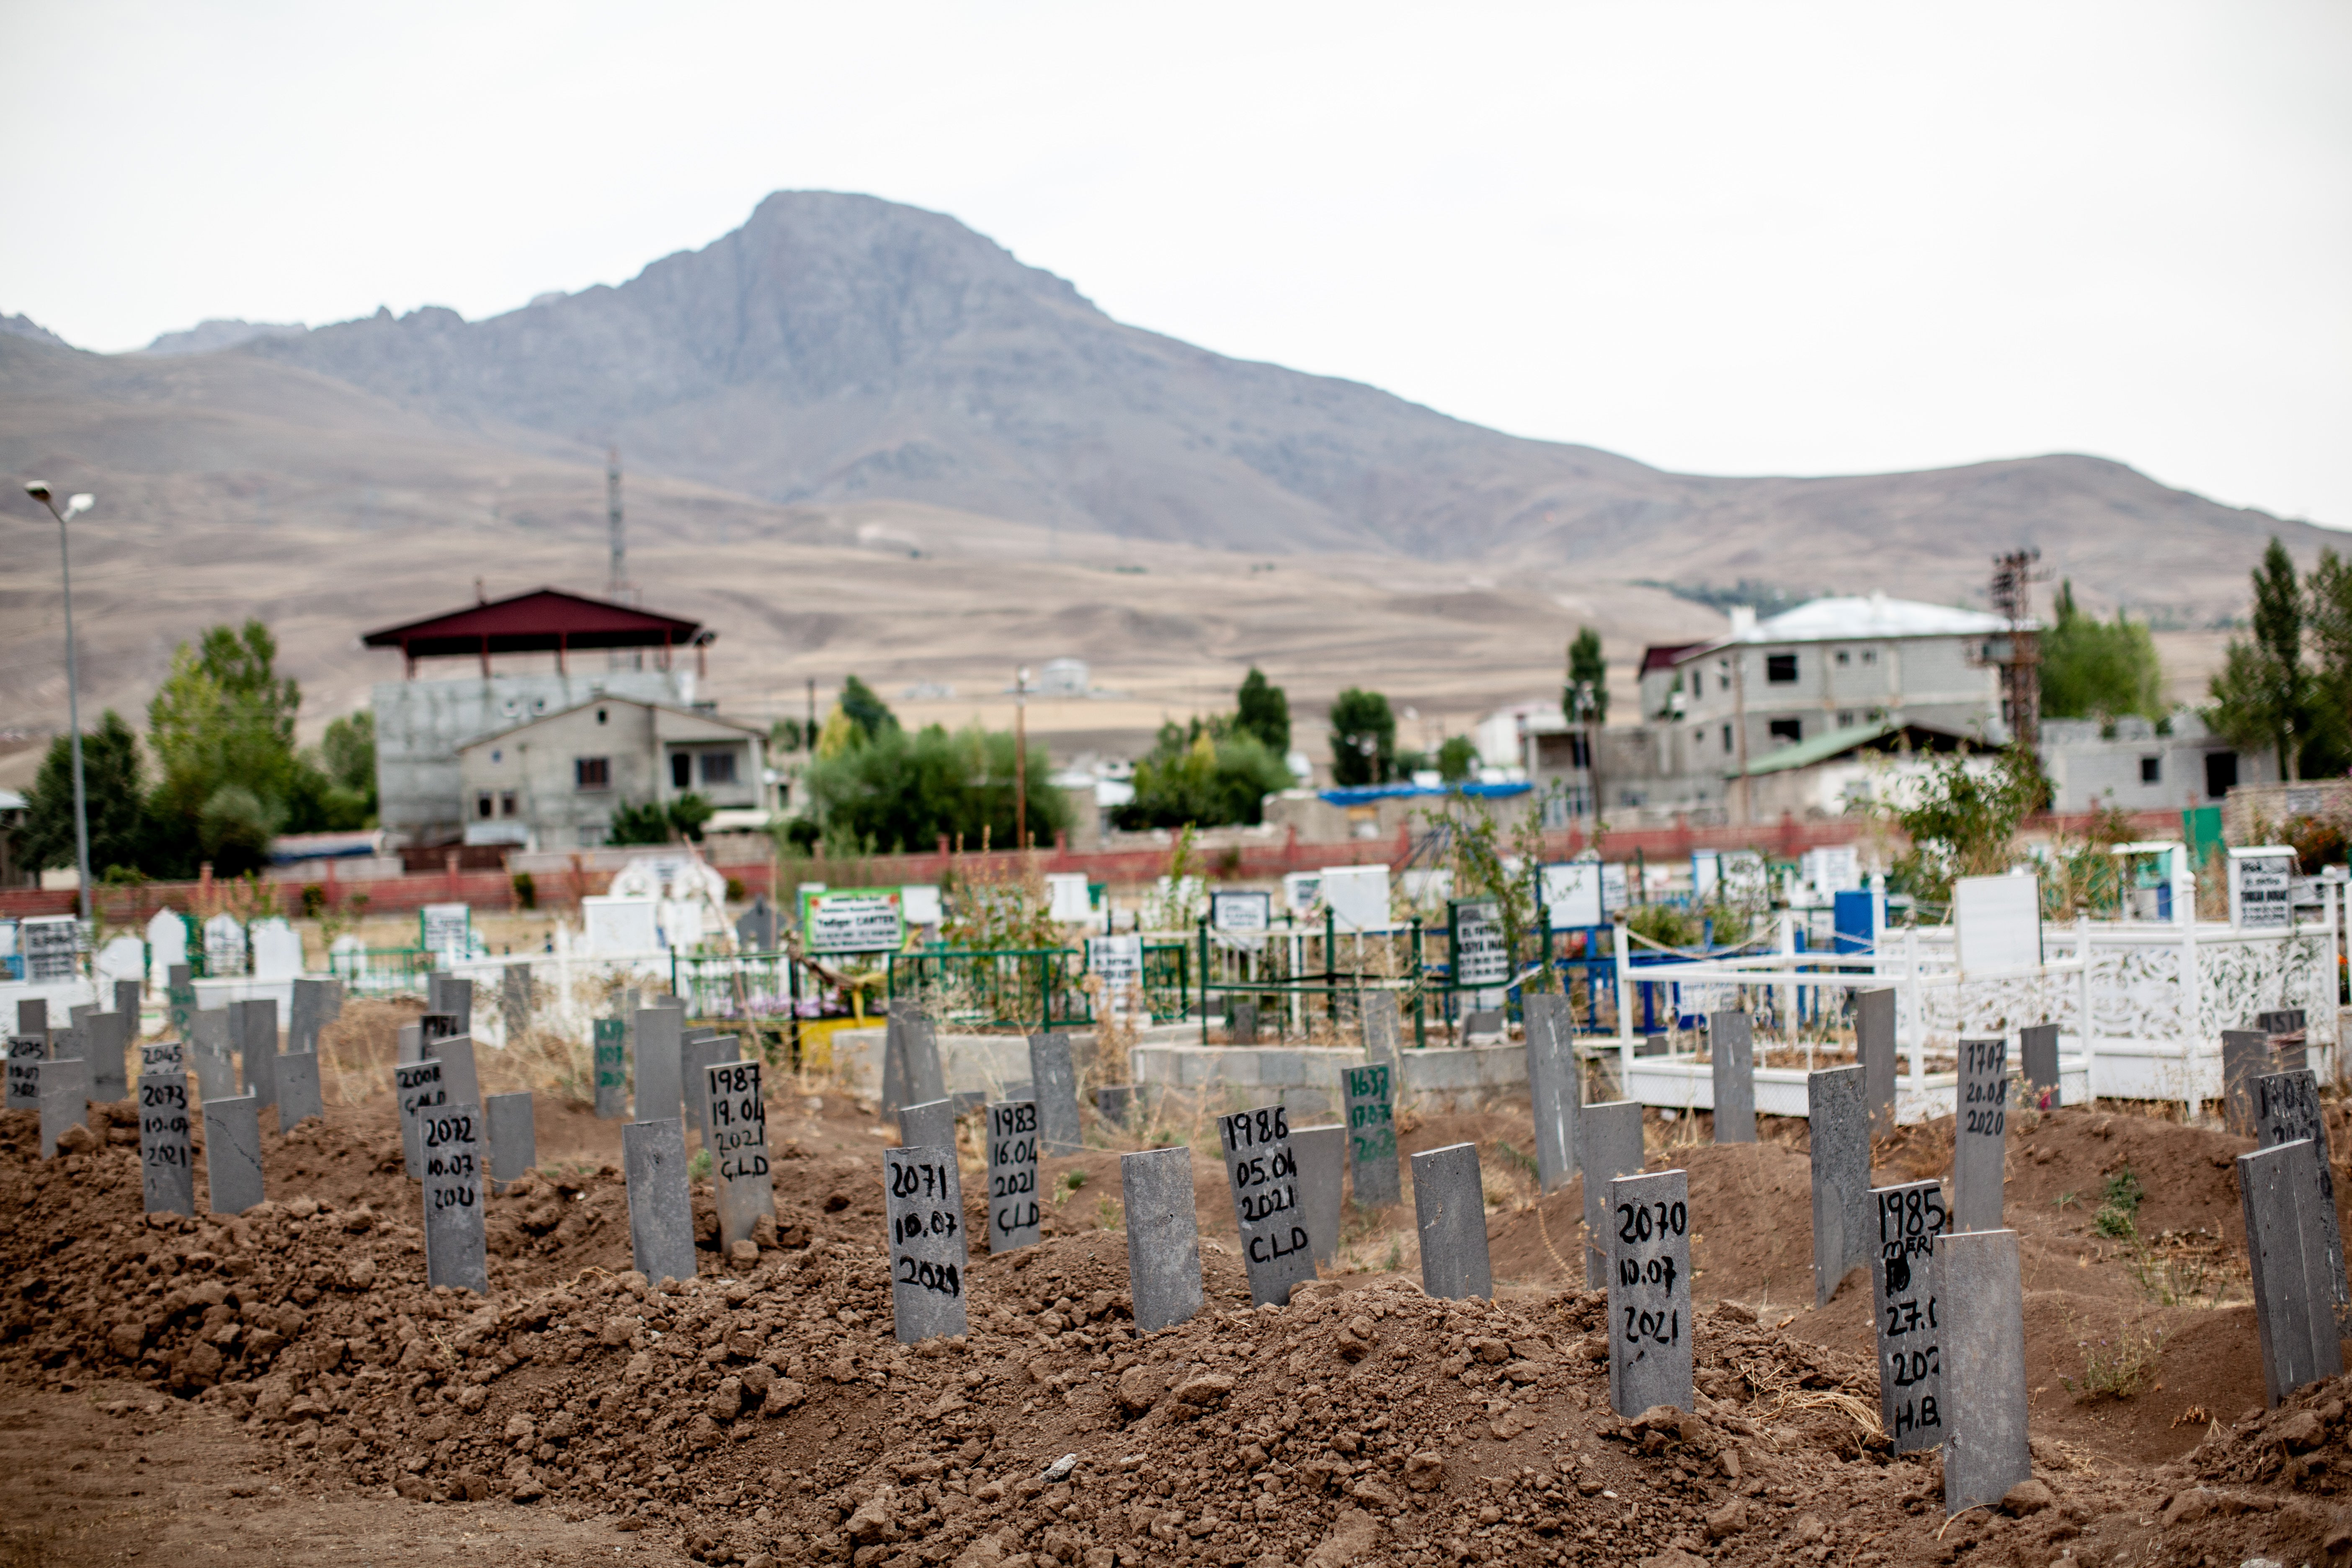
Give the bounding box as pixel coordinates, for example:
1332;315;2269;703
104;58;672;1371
1328;688;1397;787
1888;747;2040;905
2040;581;2163;723
1436;735;1479;782
838;675;900;744
1565;627;1608;725
1118;722;1293;830
146;620;322;877
1234;668;1291;754
316;710;377;826
2303;548;2352;776
607;794;712;845
2207;539;2309;780
803;722;1070;854
20;710;149;876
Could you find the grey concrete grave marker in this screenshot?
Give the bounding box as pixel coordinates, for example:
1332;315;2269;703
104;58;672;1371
1027;1031;1083;1156
393;1058;447;1180
898;1096;957;1155
634;1006;685;1126
202;1093;266;1214
735;895;776;952
167;980;194;1042
1094;1084;1135;1126
1939;1228;2032;1514
1707;1010;1756;1142
426;1032;481;1113
1579;1099;1646;1290
191;1041;237;1106
2262;1009;2310;1074
704;1062;773;1249
1412;1142;1493;1300
141;1039;183;1075
1809;1065;1872;1306
1220;1103;1316;1306
1524;990;1581;1192
39;1057;91;1157
1362;991;1401;1067
2254;1068;2351;1338
2222;1029;2269;1135
2018;1021;2060;1105
88;1008;129;1104
232;998;278;1109
986;1099;1042;1253
1122;1146;1203;1331
1342;1060;1401;1207
2240;1139;2347;1405
593;1017;629;1118
500;965;533;1034
1856;987;1897;1136
486;1091;535;1195
1869;1179;1949;1451
15;999;46;1039
189;1006;226;1058
138;1070;195;1215
623;1117;698;1284
433;975;473;1033
883;1000;944;1114
1230;1001;1258;1045
115;977;142;1021
1291;1122;1346;1266
49;1025;81;1068
289;978;331;1054
1606;1167;1693;1416
5;1035;42;1109
681;1031;733;1140
1951;1036;2011;1234
395;1022;422;1064
420;1011;463;1046
885;1143;969;1342
274;1052;323;1131
1462;1008;1504;1041
1636;1032;1669;1057
420;1099;489;1293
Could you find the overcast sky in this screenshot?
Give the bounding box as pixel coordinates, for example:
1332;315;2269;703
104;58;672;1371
4;1;2347;528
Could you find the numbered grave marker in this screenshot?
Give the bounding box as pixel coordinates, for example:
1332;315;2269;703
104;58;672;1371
139;1070;195;1215
232;999;278;1109
1607;1168;1693;1416
421;1102;489;1294
1230;1000;1258;1045
202;1093;266;1215
487;1090;535;1195
2019;1022;2060;1105
1123;1146;1203;1332
2222;1029;2268;1135
1809;1065;1871;1306
1343;1060;1401;1206
1412;1142;1493;1301
142;1039;183;1075
898;1097;957;1155
706;1061;773;1248
986;1100;1042;1253
885;1144;968;1343
623;1118;697;1284
1219;1104;1315;1306
1951;1037;2010;1233
1291;1123;1346;1266
1579;1099;1646;1290
1869;1179;1948;1452
2254;1069;2351;1337
682;1032;731;1140
393;1059;447;1180
1028;1032;1083;1156
426;1032;481;1109
1707;1010;1756;1142
15;1000;46;1039
593;1019;629;1118
39;1058;90;1158
1939;1229;2031;1514
1524;992;1581;1192
5;1035;42;1110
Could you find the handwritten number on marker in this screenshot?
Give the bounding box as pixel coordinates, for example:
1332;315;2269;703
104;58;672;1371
895;1257;962;1297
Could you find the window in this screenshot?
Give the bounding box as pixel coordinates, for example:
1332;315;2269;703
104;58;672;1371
2140;756;2162;785
1835;650;1851;666
1563;735;1589;771
1862;650;1877;665
1837;710;1856;728
576;756;611;790
1721;723;1734;751
475;792;494;820
499;790;518;818
596;707;608;725
2205;751;2239;798
1769;718;1803;745
671;751;693;789
1766;652;1799;684
1718;672;1731;692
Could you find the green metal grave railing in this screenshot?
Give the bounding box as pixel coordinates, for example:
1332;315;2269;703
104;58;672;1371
885;943;1191;1030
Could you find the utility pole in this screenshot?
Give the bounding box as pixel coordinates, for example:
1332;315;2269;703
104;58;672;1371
1988;549;2044;752
23;484;94;920
1730;647;1751;826
1014;666;1032;851
605;446;629;603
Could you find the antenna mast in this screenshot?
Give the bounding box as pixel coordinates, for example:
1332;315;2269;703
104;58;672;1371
1988;548;2044;752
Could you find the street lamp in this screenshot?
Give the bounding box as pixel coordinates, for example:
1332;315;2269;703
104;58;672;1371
23;482;95;921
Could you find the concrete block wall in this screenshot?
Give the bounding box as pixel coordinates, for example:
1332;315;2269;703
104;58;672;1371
1128;1041;1535;1118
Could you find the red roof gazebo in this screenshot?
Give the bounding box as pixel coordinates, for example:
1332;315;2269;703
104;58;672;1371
361;588;711;678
